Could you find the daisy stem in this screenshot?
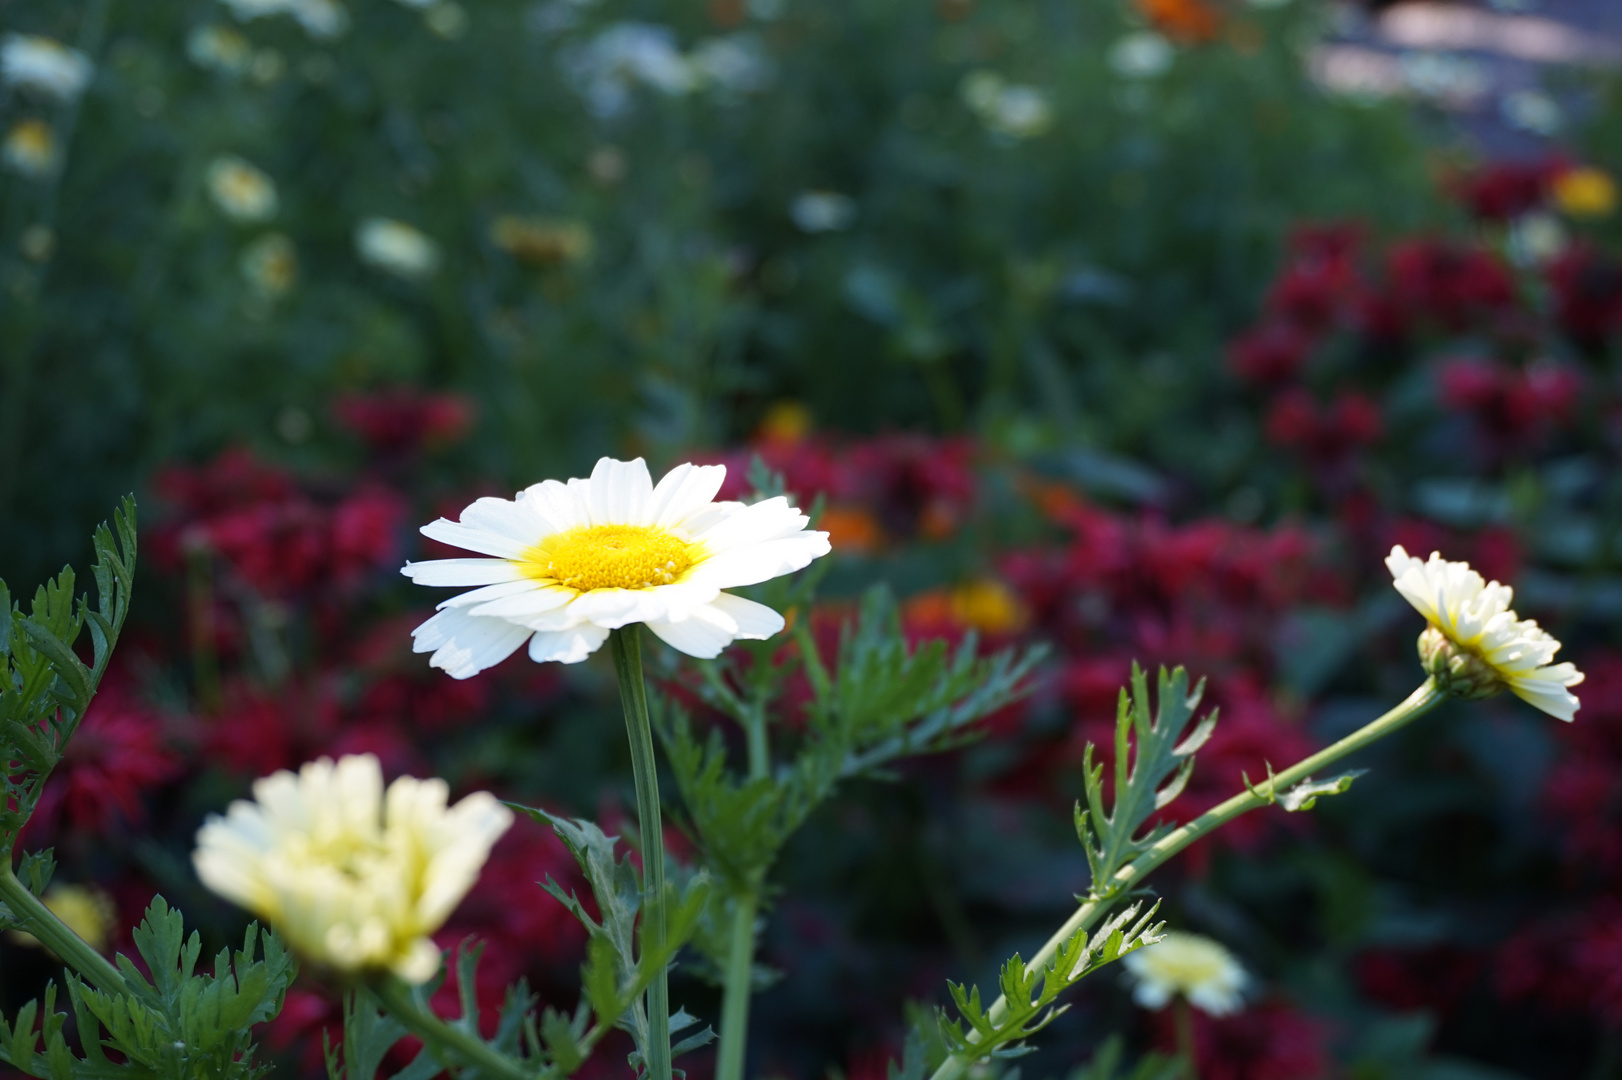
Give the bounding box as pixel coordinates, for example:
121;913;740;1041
0;861;131;997
927;678;1444;1080
716;697;771;1080
1174;997;1198;1080
373;978;531;1080
610;626;673;1080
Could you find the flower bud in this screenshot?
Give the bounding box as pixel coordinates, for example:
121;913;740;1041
1418;625;1506;700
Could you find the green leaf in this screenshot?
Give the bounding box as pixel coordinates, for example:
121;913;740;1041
1277;769;1369;812
935;902;1164;1065
1074;665;1216;901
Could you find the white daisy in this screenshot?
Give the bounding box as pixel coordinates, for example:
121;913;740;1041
1122;932;1247;1017
356;217;440;280
205;155;279;222
1;35;93;101
402;457;831;676
193;754;511;984
1386;545;1583;721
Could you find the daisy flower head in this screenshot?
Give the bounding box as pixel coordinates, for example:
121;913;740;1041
1386;545;1583;721
402;457;831;677
1;35;94;101
1122;931;1247;1016
193;754;512;984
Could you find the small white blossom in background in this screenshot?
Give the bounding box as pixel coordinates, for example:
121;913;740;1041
959;70;1052;140
293;0;350;40
356;217;440;280
1;35;94;101
1506;212;1567;267
3;119;57;178
789;191;857;234
186;24;253;74
217;0;348;41
1123;932;1248;1016
424;2;469;40
563;22;695;118
1399;51;1488;108
1501;88;1562;136
402;456;830;674
1109;32;1174;79
194;754;512;983
689;34;774;94
1386;545;1584;720
206;155;279;222
240;232;298;296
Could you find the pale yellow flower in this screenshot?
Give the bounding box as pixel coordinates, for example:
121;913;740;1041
1553;167;1618;220
1386;545;1583;721
206;155;279;222
193;754;512;983
1122;931;1247;1016
403;457;830;674
2;119;56;178
489;215;593;265
9;884;117;954
240;232;298;296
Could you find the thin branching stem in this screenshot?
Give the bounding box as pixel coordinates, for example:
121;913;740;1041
929;679;1444;1080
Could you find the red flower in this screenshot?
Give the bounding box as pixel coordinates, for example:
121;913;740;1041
333;388;475;456
1437;357;1581;448
1264;389;1382;464
1385;241;1516;332
1547;246;1622;348
1228;323;1314;386
23;684;180;843
1451;160;1558;222
1153;1001;1331;1080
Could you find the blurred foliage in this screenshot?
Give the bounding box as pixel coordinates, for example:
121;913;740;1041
2;0;1442;587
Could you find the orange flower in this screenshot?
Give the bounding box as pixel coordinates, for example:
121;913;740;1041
1136;0;1221;43
819;504;883;554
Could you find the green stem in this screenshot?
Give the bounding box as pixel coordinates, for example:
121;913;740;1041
716;687;774;1080
610;627;672;1080
715;889;760;1080
0;863;131;997
1175;998;1198;1080
373;978;531;1080
929;679;1444;1080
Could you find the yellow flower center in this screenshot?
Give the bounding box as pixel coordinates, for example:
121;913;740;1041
524;524;696;591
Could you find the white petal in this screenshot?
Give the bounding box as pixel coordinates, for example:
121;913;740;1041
689;496;812;552
564;588;674;630
587;457;654;526
528;623;611;664
646;463;728;529
645;607;740;659
438;579;543;609
401;559;524;587
688;534;831;590
456;496;552;547
410;607;531;679
709;592;785;640
421;519;528;560
517;478;590;532
467;585;577;621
